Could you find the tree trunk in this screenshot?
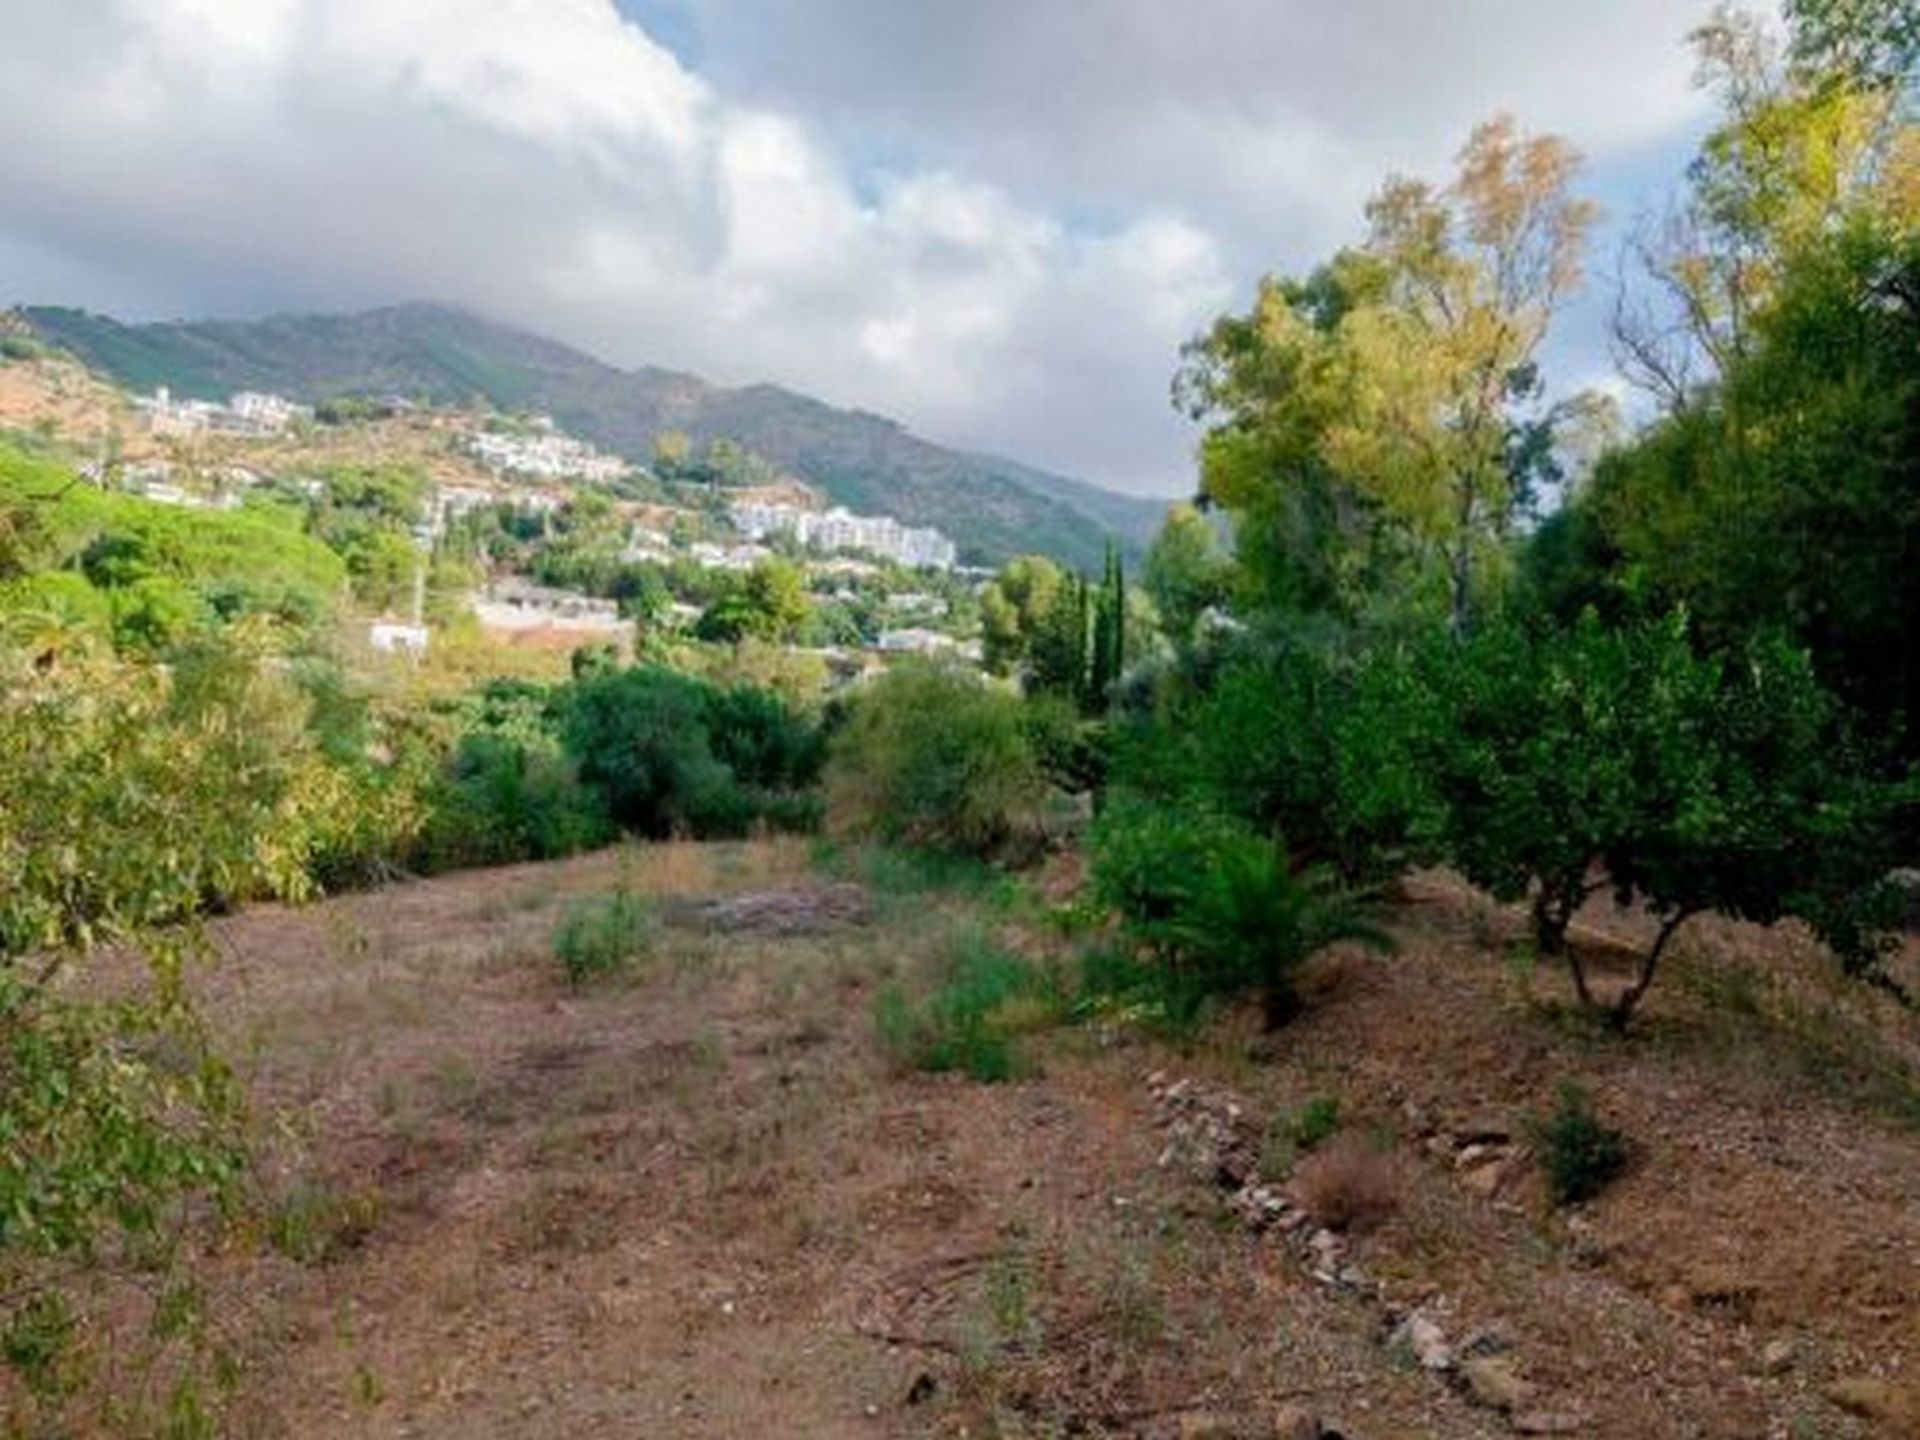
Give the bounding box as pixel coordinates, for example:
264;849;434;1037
1608;910;1696;1032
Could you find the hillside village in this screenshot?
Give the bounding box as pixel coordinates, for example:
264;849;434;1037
0;333;988;680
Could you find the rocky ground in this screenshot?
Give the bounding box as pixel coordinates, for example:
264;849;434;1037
23;840;1920;1438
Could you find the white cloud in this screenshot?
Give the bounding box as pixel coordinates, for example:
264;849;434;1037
0;0;1714;493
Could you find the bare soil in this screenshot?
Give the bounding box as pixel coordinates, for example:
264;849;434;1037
20;841;1920;1438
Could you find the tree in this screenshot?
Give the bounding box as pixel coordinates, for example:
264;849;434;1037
741;556;811;642
1426;615;1917;1028
1787;0;1920;88
1143;504;1230;644
979;554;1066;675
1565;215;1920;742
824;663;1047;857
1612;4;1917;408
1179;117;1598;635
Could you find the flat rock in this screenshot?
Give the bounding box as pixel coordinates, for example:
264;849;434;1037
1460;1355;1537;1413
1823;1377;1918;1423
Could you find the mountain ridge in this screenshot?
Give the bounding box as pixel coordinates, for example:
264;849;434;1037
18;301;1171;569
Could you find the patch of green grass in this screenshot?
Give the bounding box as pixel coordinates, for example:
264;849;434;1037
1533;1081;1627;1206
552;889;652;986
874;930;1062;1082
860;845;999;898
1259;1094;1341;1179
265;1183;379;1265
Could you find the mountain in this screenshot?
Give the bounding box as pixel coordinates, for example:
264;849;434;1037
19;303;1171;569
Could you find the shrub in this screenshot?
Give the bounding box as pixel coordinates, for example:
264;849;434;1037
563;666;822;840
1105;636;1444;885
423;732;612;869
873;932;1059;1082
1089;798;1387;1026
1534;1082;1628;1206
553;891;652;985
1427;615;1920;1027
826;664;1047;858
1291;1134;1400;1232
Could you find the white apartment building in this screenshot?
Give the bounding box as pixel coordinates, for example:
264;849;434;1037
729;501;957;570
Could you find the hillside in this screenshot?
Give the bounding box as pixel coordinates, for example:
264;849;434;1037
20;304;1171;569
60;838;1920;1438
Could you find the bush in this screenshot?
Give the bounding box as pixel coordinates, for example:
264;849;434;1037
826;663;1047;858
873;931;1059;1082
423;732;612;869
1534;1082;1627;1206
1105;636;1444;885
1427;615;1920;1027
1291;1133;1400;1232
563;666;822;840
553;891;652;986
1089;797;1386;1026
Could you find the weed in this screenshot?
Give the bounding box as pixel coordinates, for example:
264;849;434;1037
266;1183;379;1265
2;1293;77;1398
873;931;1060;1082
1259;1095;1341;1179
860;846;999;898
984;1254;1041;1350
1534;1081;1628;1206
552;889;652;985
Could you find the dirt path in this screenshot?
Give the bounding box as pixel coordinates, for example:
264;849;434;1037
63;842;1920;1438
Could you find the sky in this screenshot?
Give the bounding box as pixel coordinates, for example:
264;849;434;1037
0;1;1725;496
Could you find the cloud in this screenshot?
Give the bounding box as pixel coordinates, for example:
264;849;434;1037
0;0;1715;493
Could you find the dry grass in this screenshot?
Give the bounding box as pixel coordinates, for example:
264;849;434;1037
1291;1133;1402;1234
20;845;1920;1440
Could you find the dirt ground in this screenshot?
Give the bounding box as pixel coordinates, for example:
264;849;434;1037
23;840;1920;1438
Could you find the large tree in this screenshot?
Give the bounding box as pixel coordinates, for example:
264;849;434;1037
1180;116;1597;635
1612;4;1918;408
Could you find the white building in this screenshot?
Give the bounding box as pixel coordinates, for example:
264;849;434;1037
730;501;957;570
136;387;310;438
471;580;627;637
689;540;772;572
466;427;627;483
875;627;958;655
369;620;430;657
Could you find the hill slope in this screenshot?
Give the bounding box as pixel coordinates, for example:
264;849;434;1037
21;303;1170;569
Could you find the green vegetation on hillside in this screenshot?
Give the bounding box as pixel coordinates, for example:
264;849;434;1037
21;302;1162;569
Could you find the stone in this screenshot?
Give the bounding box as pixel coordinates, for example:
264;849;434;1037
1512;1412;1588;1435
1459;1355;1537;1413
1459;1154;1511;1198
1458;1327;1513;1359
1271;1404;1323;1440
1823;1377;1917;1423
1454;1111;1514;1146
1171;1412;1259;1440
1685;1264;1760;1314
1759;1338;1795;1377
1308;1229;1346;1268
1392;1312;1454;1372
